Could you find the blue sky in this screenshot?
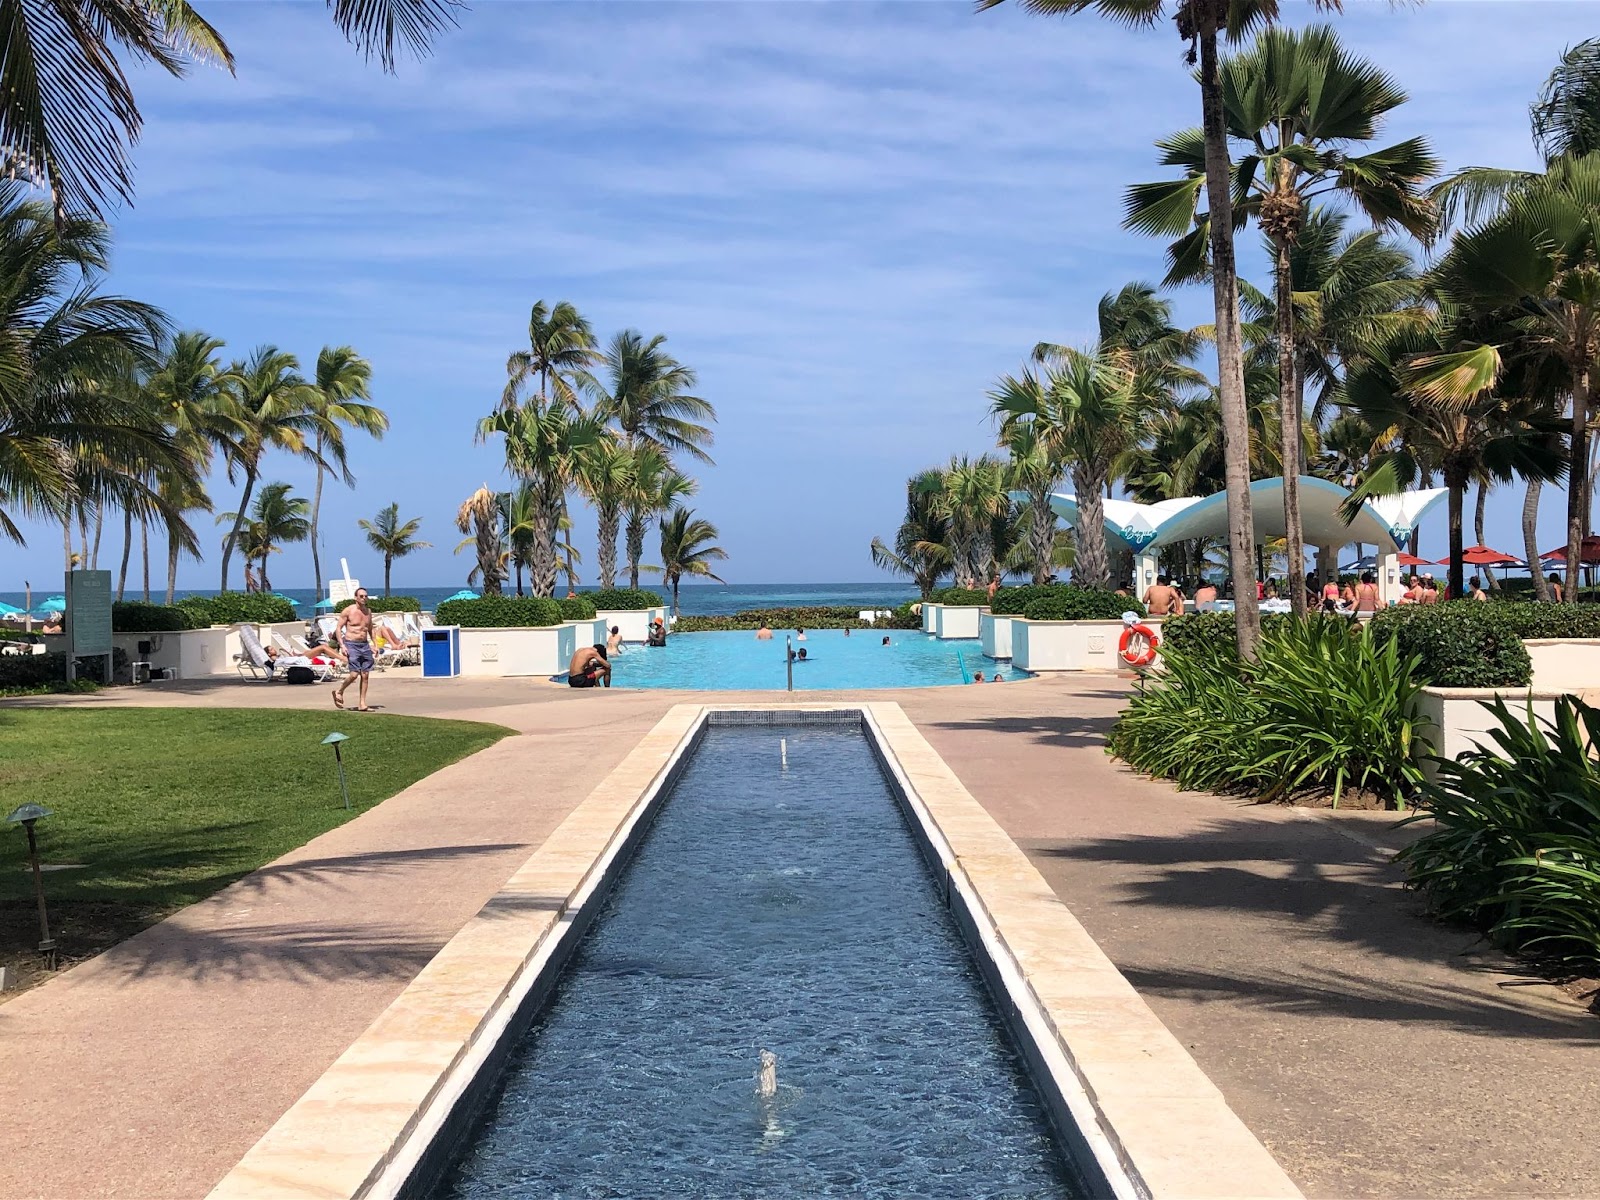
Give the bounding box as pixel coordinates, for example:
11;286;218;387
7;0;1599;590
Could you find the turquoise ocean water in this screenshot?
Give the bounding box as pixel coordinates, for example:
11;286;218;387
0;582;916;618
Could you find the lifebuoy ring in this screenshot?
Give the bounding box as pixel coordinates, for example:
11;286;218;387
1119;623;1160;667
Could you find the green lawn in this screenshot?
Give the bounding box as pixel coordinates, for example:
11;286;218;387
0;708;511;980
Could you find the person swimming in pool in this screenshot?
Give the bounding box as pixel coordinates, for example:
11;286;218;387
796;647;809;661
881;636;890;646
756;622;772;640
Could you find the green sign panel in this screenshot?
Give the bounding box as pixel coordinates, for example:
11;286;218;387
67;570;113;656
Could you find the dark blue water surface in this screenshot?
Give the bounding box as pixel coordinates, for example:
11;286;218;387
444;726;1077;1199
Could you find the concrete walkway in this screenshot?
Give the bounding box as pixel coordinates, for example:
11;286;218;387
3;672;1597;1197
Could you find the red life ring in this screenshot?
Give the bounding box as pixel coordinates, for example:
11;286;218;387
1119;623;1160;667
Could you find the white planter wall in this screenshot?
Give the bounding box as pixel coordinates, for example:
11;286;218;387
594;607;667;643
1524;639;1600;694
111;627;230;677
1415;687;1563;778
980;612;1013;660
922;603;938;634
933;605;983;639
458;625;577;677
1012;618;1162;672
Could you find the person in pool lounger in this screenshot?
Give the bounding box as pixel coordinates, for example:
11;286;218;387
568;643;611;688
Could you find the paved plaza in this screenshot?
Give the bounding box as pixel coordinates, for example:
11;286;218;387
2;673;1596;1198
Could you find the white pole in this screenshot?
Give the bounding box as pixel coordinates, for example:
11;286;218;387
780;738;788;770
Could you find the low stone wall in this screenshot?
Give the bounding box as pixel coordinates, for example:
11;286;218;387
979;612;1012;660
458;625;577;678
1524;638;1600;694
922;603;938;635
111;627;231;678
1012;618;1164;672
594;607;667;644
1415;687;1565;778
933;605;983;640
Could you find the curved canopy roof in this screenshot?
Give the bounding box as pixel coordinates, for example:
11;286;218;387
1048;477;1446;555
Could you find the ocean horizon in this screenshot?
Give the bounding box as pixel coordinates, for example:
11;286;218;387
0;581;918;619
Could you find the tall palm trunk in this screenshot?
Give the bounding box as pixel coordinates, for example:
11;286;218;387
1524;477;1549;601
140;522;150;602
79;507;91;569
63;517;72;570
1565;369;1590;603
1444;462;1468;600
1199;16;1260;655
117;509;133;600
1272;227;1306;616
671;573;682;618
597;498;620;589
1474;481;1497;590
91;510;103;570
1072;462;1110;589
310;432;326;601
530;484;561;597
221;467;258;592
1029;489;1055;585
166;525;181;605
626;505;646;589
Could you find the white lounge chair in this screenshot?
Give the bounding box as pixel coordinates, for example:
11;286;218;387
236;625;274;681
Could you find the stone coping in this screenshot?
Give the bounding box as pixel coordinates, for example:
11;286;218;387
1420;685;1570;701
208;702;1299;1200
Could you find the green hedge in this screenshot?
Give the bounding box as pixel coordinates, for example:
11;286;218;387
0;647;126;693
669;606;894;633
176;592;297;625
930;586;988;606
586;588;662;610
336;595;421;613
434;596;563;628
1021;588;1145;621
1487;603;1600;640
558;596;597;621
989;584;1062;616
1368;603;1533;688
111;601;204;632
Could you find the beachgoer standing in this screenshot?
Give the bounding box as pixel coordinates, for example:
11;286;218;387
1355;572;1380;615
1421;574;1440;604
606;625;624;654
795;628;806;641
1550;573;1565;603
756;622;773;640
1470;576;1488;601
332;588;376;711
986;576;1000;604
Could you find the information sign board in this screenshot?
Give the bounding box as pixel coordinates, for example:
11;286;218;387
67;570;113;656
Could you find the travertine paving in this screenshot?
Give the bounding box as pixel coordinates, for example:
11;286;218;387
3;670;1597;1198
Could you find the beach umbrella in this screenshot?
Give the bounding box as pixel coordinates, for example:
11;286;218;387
443;589;479;602
313;597;340;609
1539;536;1600;564
269;593;300;606
1395;552;1431;567
32;596;65;615
1435;545;1522;567
0;601;21;616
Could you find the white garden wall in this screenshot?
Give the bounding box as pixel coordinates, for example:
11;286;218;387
980;612;1013;660
1524;638;1600;694
1415;687;1564;778
922;603;938;635
933;605;983;640
594;607;667;643
458;625;577;677
1012;618;1164;672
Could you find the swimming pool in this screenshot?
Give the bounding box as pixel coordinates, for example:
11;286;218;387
607;629;1024;690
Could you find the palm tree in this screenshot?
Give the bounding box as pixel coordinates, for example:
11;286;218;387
478;402;604;597
1126;24;1436;613
455;484;505;594
0;184;175;547
992;374;1063;585
625;446;696;589
588;329;717;465
984;0;1349;652
218;481;308;594
920;455;1008;590
0;0;455;223
870;473;953;598
1341;314;1565;599
658;506;727;617
216;346;320;592
308;345;386;600
502;300;598;412
574;435;634;589
359;502;429;596
1425;153;1600;600
500;485;536;595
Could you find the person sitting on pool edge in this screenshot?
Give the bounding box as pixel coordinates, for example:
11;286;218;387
567;643;611;688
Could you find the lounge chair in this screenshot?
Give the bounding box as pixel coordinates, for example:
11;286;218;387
275;631;347;678
236;625;274;681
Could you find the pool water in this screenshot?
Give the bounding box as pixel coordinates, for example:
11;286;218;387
607;630;1024;690
443;725;1078;1198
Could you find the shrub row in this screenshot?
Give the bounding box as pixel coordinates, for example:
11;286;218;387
434;596;563;628
1109;618;1427;807
336;595;421;613
1368;603;1533;688
111;601;207;632
1400;696;1600;971
0;647;127;693
1021;588;1144;622
175;592;297;625
559;596;597;621
585;588;662;610
669;606;907;633
929;586;988;606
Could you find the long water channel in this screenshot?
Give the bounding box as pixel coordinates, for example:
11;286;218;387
443;722;1079;1198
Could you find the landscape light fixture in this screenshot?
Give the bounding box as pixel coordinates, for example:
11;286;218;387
321;732;352;810
6;804;56;969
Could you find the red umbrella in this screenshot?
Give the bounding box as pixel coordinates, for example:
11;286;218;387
1436;544;1522;567
1538;536;1600;564
1396;552;1432;567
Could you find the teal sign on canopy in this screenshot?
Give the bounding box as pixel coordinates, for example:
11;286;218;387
67;570;113;657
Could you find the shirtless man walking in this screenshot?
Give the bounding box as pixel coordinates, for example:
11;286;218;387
332;588;376;711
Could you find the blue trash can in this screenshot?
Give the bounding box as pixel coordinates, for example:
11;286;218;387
421;626;460;678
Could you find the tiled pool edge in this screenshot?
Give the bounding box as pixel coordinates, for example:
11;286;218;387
207;702;1301;1200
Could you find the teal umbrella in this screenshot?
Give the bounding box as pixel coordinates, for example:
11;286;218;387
443;589;479;601
32;596;65;615
0;601;22;616
269;593;300;606
313;597;340;609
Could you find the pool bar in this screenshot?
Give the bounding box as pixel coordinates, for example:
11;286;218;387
207;704;1300;1200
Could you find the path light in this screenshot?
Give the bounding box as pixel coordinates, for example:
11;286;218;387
6;804;56;969
321;732;352;810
